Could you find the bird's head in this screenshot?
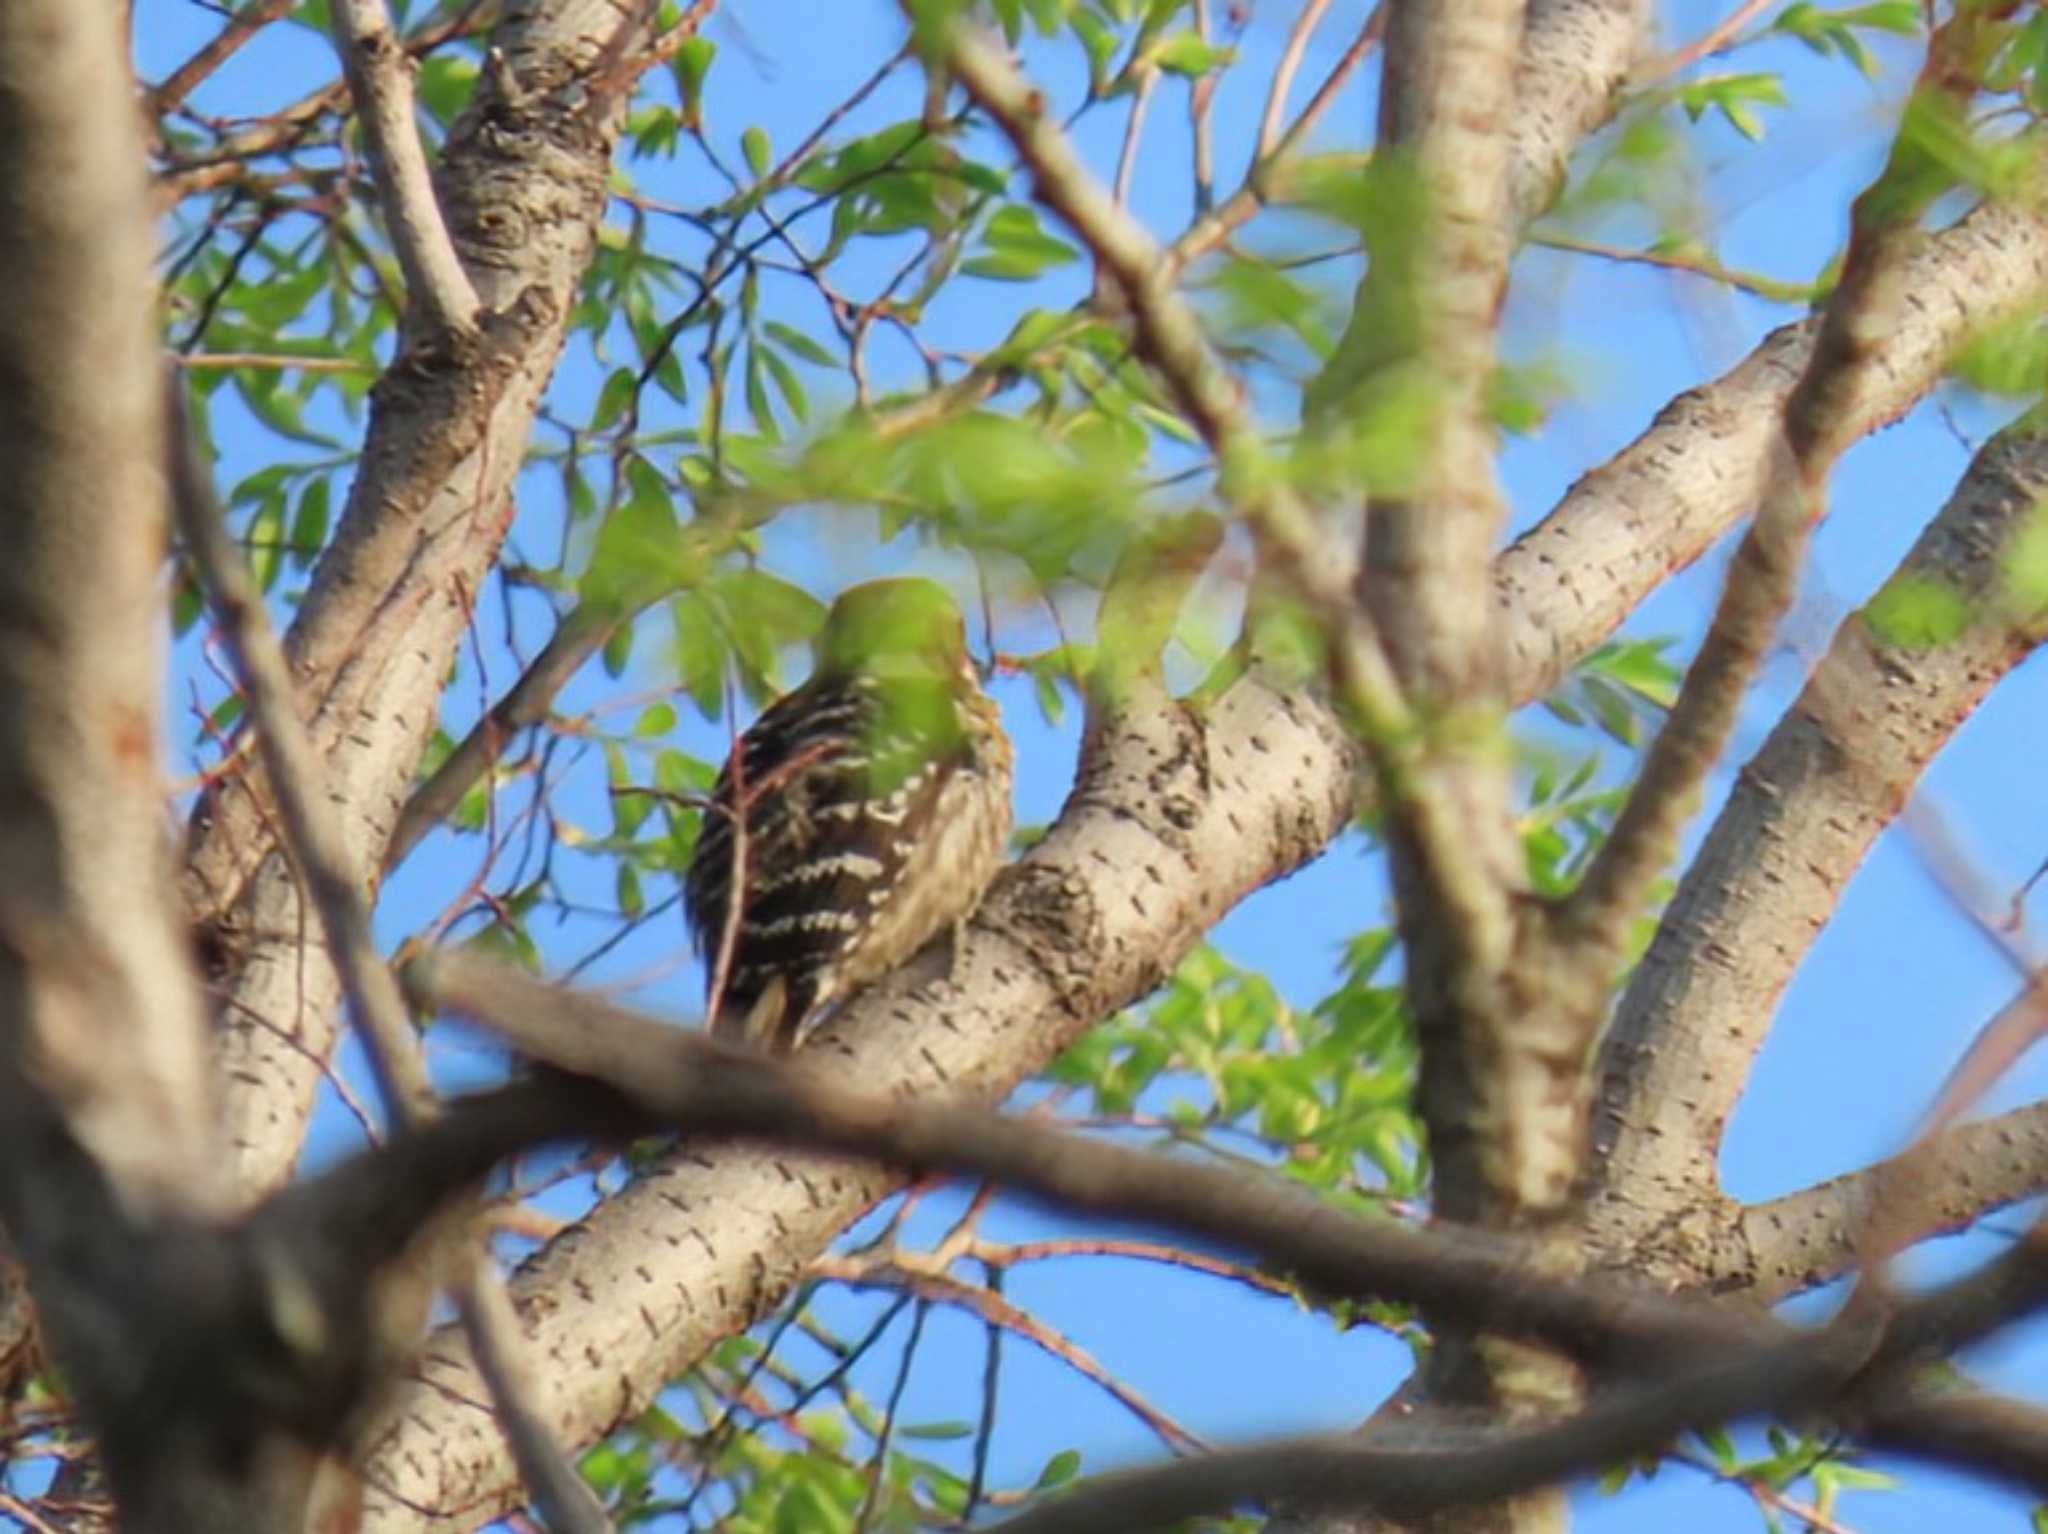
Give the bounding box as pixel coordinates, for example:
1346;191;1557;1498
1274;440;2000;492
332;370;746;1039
812;577;973;685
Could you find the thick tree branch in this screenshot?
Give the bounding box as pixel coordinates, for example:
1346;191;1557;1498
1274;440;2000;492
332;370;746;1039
1562;16;1999;960
170;395;607;1534
332;956;2048;1532
0;0;218;1218
1504;0;1652;226
188;0;656;1198
1498;185;2048;702
1735;1100;2048;1301
1591;407;2048;1265
1360;1;1550;1232
0;4;313;1524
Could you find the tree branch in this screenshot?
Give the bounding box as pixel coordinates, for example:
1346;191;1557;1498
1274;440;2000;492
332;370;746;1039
330;0;481;338
189;0;657;1198
170;392;607;1534
1592;406;2048;1260
1498;184;2048;704
382;600;626;876
333;954;2048;1533
1562;17;2003;963
0;0;219;1215
1358;0;1547;1228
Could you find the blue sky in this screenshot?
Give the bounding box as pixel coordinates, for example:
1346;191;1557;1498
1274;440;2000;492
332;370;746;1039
132;2;2048;1530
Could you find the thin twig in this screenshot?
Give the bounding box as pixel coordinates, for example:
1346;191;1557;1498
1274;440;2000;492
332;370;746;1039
964;1260;1003;1518
853;1300;929;1533
1163;6;1383;281
173;351;380;374
1638;0;1778;84
1114;72;1157;210
329;0;481;336
1187;0;1218;212
384;602;628;874
150;0;298;118
1530;230;1815;304
1259;0;1332;158
813;1257;1210;1455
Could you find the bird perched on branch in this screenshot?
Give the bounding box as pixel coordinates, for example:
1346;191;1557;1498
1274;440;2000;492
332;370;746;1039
684;577;1014;1052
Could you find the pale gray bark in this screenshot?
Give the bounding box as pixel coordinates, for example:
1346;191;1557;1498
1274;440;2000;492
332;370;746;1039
9;2;2048;1531
1590;411;2048;1278
1508;0;1654;227
351;156;2048;1534
186;0;649;1197
0;1;218;1218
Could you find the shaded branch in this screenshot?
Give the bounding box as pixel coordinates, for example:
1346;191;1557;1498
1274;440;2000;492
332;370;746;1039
329;955;2048;1534
394;953;1775;1365
987;1334;1863;1534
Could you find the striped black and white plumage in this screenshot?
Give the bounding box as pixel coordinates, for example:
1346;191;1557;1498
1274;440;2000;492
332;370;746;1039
684;578;1013;1052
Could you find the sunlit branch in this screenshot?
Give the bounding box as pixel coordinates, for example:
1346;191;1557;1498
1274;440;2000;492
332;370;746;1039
330;0;481;336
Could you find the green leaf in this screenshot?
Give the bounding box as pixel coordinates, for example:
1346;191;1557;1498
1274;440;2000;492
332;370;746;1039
673;37;716;130
245;488;287;593
765;319;839;367
1035;1448;1082;1488
2004;500;2048;616
773;1478;852;1534
584;459;695;609
718;568;826;649
1675;72;1790;143
1864;572;1970;649
592;365;638;431
1070;7;1119;95
172;573;205;637
414;55;478;124
742;124;774;180
745;345;779;437
899;1420;974;1440
762;344;810;424
603;621;634;678
234;259;325;331
288;477;330;570
964;204;1082;281
235;376;342;448
1151;30;1233;77
671;592;729;720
